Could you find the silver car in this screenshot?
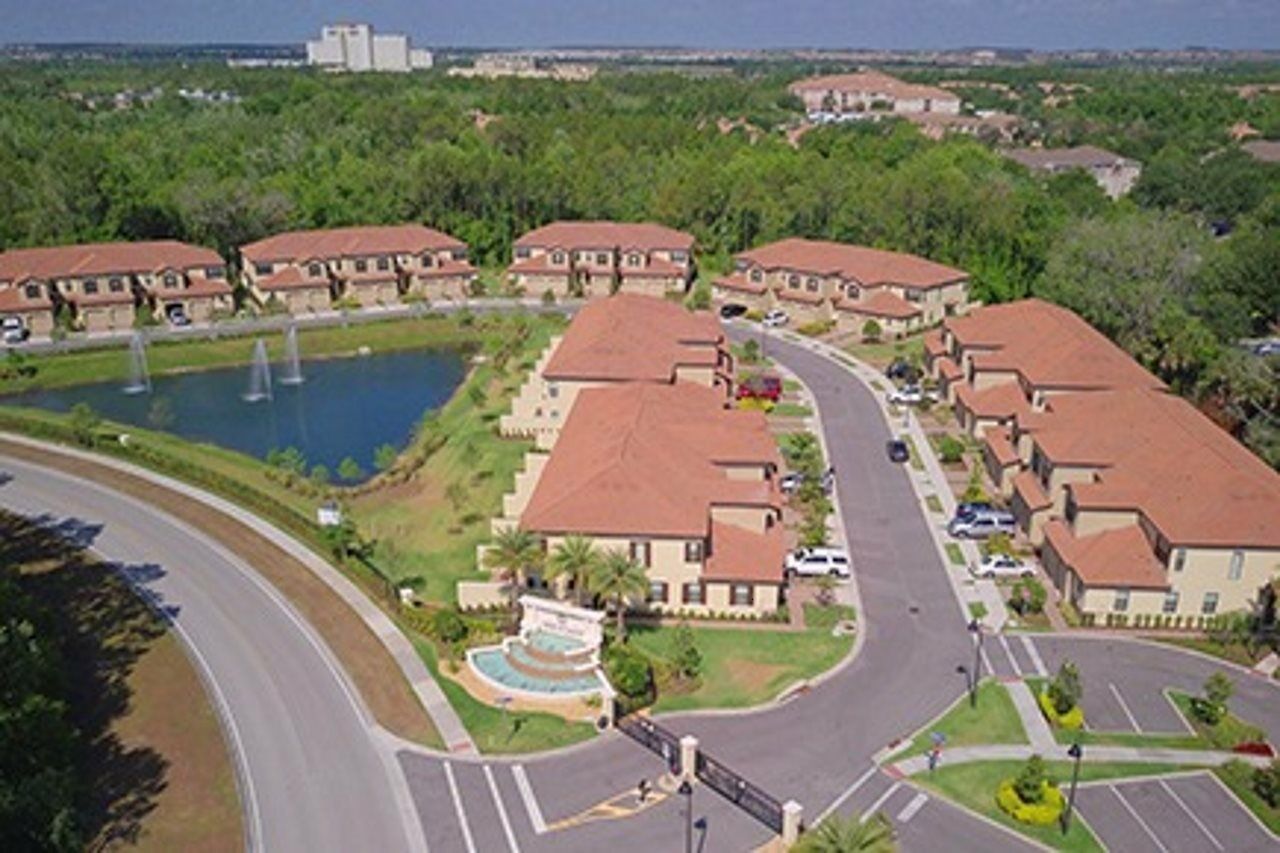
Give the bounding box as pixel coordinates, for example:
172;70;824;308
948;511;1016;539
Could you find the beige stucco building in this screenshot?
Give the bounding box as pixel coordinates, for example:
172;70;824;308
1002;145;1142;200
714;237;970;336
241;224;474;313
790;70;962;118
507;221;694;300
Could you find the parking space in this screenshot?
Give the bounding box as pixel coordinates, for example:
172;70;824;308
1076;772;1277;853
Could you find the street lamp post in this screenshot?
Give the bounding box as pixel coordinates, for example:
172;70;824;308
967;618;984;708
1062;742;1084;834
678;779;694;853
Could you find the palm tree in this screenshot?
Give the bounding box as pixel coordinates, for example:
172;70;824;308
545;535;597;606
483;527;544;624
795;812;896;853
588;551;649;642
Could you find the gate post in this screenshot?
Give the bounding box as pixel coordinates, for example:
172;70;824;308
679;735;699;781
781;800;803;846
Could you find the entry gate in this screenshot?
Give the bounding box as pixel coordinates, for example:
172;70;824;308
617;715;681;773
695;752;785;835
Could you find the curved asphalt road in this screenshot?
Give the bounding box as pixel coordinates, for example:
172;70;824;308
0;454;422;853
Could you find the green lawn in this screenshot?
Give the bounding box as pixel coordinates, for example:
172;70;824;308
1153;636;1271;668
842;335;926;369
413;638;597;754
783;379;802;393
915;761;1191;853
925;494;944;514
628;619;853;713
946;543;967;566
1168;691;1266;750
899;679;1027;759
903;434;926;471
771;402;813;418
1215;760;1280;835
969;602;989;621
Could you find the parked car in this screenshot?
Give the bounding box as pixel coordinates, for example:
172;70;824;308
166;306;191;327
1;317;29;344
969;554;1033;579
886;439;910;463
1253;340;1280;357
763;309;789;328
785;547;851;579
887;385;937;406
736;374;783;403
885;359;918;383
948;511;1016;539
955;501;996;519
779;468;834;496
719;303;748;320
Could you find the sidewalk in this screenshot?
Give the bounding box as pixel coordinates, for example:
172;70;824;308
889;743;1271;777
1006;680;1056;751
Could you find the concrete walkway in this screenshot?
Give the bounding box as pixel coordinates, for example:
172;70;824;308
1006;680;1056;751
0;431;477;755
889;743;1272;777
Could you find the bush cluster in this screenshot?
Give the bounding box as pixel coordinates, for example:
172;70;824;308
1037;689;1085;730
996;779;1065;826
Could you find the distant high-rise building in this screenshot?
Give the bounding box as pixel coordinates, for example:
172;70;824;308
305;23;432;73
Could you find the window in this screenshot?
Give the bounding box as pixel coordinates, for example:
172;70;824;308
452;249;467;261
750;269;762;283
1202;592;1219;615
552;251;566;265
647;581;668;605
355;258;368;273
308;263;323;278
1228;550;1244;580
23;284;40;299
730;584;754;607
905;288;923;303
206;266;226;279
788;274;800;289
681;582;704;606
629;541;651;568
628;253;641;267
109;276;123;290
671;251;687;263
1064;496;1078;524
546;383;559;399
846;285;861;299
806;277;819;292
1172;548;1186;573
83;280;99;295
1113;588;1130;612
684;541;704;563
163;273;178;288
514;248;530;260
376;256;390;271
1162;591;1179;614
595;253;608;266
255;263;272;276
422;253;434;268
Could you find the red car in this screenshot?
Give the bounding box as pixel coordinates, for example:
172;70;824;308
736;374;783;403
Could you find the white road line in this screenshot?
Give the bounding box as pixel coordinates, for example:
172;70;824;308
1109;682;1142;732
484;765;521;853
862;781;902;823
815;765;879;825
998;634;1023;677
442;762;477;853
980;647;995;680
1157;780;1224;850
1110;785;1169;853
1020;635;1048;677
511;764;548;835
895;792;929;823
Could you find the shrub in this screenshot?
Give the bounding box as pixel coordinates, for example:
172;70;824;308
938;434;965;464
861;318;882;342
1253;760;1280;808
68;402;101;446
996;779;1065;826
1014;755;1048;804
373;443;398;472
672;621;702;680
541;289;556;305
737;397;774;413
1047;660;1083;715
431;607;468;644
796;319;835;337
1009;577;1047;615
604;644;654;707
740;338;761;364
1037;689;1085;730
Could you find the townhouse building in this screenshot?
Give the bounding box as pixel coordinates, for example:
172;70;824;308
240;224;473;313
497;382;786;617
790;70;961;119
506;221;694;300
714;238;970;336
928;299;1280;624
0;240;230;334
500;293;733;447
1002;145;1142;200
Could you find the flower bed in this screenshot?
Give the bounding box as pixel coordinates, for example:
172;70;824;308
996;779;1065;826
1037;688;1085;730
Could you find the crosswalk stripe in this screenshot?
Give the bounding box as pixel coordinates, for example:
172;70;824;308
511;764;548;835
484;765;521;853
442;762;477;853
895;792;929;823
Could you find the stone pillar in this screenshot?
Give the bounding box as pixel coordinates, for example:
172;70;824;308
781;800;803;846
680;735;699;781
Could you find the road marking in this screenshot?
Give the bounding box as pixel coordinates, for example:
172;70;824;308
862;781;902;823
483;765;521;853
1109;683;1142;732
1110;785;1169;853
895;792;929;823
980;647;995;680
998;634;1023;677
1157;779;1224;850
1020;635;1048;677
511;764;548;835
815;765;879;825
442;762;477;853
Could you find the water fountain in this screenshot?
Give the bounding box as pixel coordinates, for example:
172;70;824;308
122;332;152;395
243;339;274;403
279;325;304;386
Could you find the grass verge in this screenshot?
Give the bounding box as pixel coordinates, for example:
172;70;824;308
1152;635;1271;668
1168;691;1266;750
945;542;967;566
771;402;813;418
925;494;944;513
1215;760;1280;835
899;679;1027;759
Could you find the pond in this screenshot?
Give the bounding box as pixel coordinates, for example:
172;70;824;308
5;348;467;479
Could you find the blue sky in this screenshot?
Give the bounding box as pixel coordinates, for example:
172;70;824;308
1;0;1277;49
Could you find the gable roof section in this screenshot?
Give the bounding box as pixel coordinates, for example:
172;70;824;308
241;224;465;262
514;221;694;252
0;241;223;283
1003;145;1134;170
789;71;957;104
737;238;967;289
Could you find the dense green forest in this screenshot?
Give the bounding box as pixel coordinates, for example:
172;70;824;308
0;61;1276;462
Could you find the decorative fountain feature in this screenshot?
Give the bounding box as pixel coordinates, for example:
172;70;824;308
122;332;152;395
468;596;612;701
279;325;304;386
243;339;274;403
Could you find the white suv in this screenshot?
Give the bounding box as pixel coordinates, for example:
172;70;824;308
763;309;789;328
785;547;852;579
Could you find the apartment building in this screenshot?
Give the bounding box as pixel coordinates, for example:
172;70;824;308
500;294;732;448
1002;145;1142;200
305;23;433;73
0;240;230;333
790;70;961;119
240;224;473;313
507;221;695;300
714;238;970;336
498;382;786;617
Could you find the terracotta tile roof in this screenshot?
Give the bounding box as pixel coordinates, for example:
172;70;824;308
1013;470;1052;511
1033;389;1280;549
0;240;223;282
241;224;465;263
837;289;922;319
520;383;780;538
778;288;827;305
945;299;1164;393
713;273;767;295
507;254;568;276
514;221;694;252
703;521;785;584
789;71;958;105
738;238;966;289
256;266;331;292
176;276;233;298
937;357;962;381
954;381;1032;421
1044;520;1169;590
0;287;52;310
1003;145;1135;171
924;330;946;358
984;428;1020;466
543;294;723;383
415;259;475;279
620;256;684;278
